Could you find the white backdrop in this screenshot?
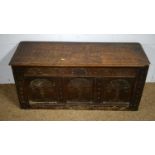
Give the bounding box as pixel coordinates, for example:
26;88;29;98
0;34;155;83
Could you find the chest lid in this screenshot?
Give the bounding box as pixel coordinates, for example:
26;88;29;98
9;42;150;67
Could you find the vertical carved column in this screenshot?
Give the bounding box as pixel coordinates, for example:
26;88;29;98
57;77;64;103
94;78;102;103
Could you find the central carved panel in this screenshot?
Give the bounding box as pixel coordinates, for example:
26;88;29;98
65;78;93;103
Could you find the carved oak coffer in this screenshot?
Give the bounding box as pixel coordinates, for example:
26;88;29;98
9;42;150;110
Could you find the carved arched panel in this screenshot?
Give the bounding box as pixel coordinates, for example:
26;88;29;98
103;78;134;102
65;78;93;103
28;78;57;103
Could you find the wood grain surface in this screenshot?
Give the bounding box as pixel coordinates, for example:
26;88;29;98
9;42;150;67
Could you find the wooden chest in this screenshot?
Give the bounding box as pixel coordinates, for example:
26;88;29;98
9;42;149;110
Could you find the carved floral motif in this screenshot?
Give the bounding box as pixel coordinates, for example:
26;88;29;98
105;79;130;101
29;78;56;102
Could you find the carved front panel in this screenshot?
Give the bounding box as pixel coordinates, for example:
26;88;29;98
64;78;93;103
25;78;58;104
13;65;147;110
103;78;134;103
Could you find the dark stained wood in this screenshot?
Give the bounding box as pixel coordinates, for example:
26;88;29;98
10;42;150;110
9;42;150;67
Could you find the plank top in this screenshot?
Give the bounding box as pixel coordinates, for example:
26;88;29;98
9;42;150;67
